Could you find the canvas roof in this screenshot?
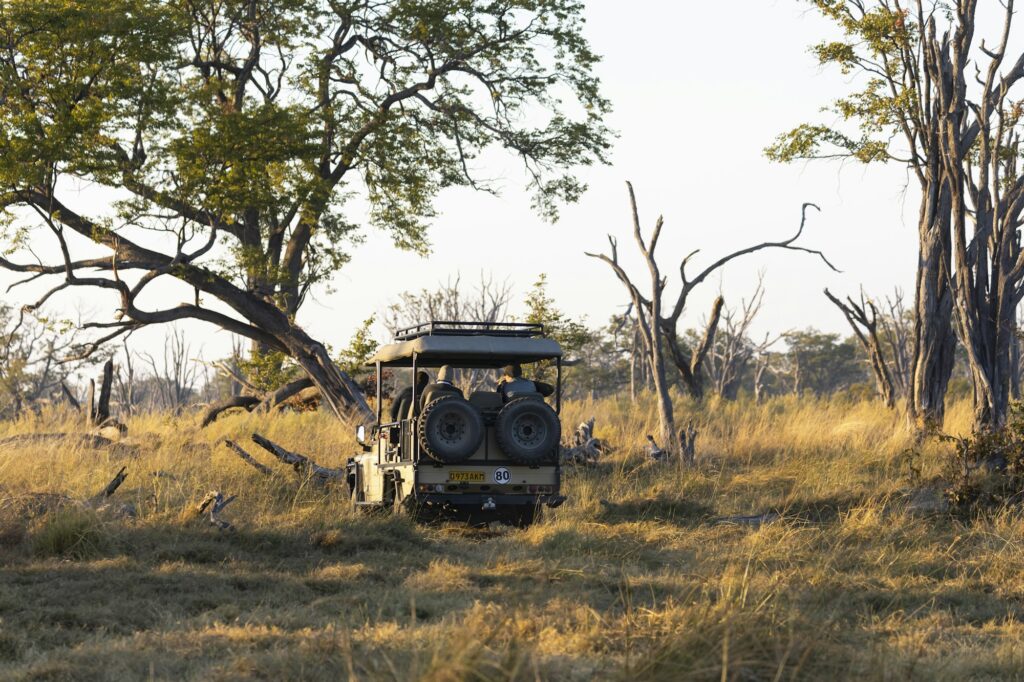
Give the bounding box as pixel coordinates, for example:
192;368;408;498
367;334;562;368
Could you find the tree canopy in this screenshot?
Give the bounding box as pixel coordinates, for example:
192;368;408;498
0;0;612;422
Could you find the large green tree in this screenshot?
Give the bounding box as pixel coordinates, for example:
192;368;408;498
0;0;611;424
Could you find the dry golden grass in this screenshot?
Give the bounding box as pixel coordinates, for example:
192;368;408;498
1;394;1022;681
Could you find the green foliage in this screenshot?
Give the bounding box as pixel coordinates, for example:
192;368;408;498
765;1;919;165
522;274;593;384
337;317;379;376
0;0;612;323
238;350;295;393
937;404;1024;517
524;274;592;355
783;329;866;396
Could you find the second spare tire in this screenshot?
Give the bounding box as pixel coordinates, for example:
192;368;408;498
419;395;484;463
495;397;561;465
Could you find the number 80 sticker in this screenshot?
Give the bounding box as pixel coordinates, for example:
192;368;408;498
493;467;511;484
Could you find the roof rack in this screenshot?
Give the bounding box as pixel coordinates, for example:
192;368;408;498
395;321;545;341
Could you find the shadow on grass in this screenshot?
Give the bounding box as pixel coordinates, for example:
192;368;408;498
774;492;871;524
596;495;716;527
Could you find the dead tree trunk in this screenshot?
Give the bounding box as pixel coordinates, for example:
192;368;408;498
662;296;723;401
928;1;1024;429
587;183;681;458
825;289;898;409
655;203;835;401
85;379;95;426
705;278;776;400
753;353;770;404
1012;316;1022;401
95;359;113;424
588;184;833;458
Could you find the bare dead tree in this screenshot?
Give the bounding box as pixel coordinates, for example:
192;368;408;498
589;184;834;402
879;290;912;400
0;305;89;418
586;183;683;460
753;352;772;404
587;184;832;457
140;327;200;414
704;277;779;400
825;289;900;409
384;272;514;393
659;204;834;399
384;272;513;335
115;339;136;417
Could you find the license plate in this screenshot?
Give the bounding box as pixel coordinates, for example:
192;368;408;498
449;471;484;482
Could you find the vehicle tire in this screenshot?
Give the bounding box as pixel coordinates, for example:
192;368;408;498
418;396;485;463
495;398;561;465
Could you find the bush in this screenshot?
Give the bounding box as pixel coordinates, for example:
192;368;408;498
30;508;108;559
939;404;1024;515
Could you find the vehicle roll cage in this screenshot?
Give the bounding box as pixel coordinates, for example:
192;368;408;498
395;321;545;340
374;320;562;427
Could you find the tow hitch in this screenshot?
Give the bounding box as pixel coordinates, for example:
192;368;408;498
482;497;497;511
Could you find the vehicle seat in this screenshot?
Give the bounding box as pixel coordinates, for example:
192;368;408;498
469;391;503;412
500;378;544;402
418;383;463;412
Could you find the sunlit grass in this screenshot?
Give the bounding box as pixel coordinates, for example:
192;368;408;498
0;395;1018;680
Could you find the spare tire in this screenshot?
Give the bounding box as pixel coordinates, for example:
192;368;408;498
418;395;484;463
495;398;561;465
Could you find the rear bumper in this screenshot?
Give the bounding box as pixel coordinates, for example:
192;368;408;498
415;493;565;508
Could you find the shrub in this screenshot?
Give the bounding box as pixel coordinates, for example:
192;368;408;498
30;508;108;559
939;404;1024;515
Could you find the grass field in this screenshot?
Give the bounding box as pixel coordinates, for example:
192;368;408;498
1;394;1022;681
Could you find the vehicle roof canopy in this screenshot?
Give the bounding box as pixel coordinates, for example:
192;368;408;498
366;321;562;368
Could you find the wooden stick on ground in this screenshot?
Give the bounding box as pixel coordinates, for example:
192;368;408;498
97;467;127;498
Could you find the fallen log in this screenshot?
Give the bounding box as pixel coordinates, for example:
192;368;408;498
259;378;315;412
200;396;260;428
223;439;274;476
0;467;134;520
561;418;608;465
95;466;127;499
85;467;135;517
250;433;345;484
200;378;319;427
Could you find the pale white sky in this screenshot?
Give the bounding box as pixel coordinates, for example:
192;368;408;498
3;1;934;366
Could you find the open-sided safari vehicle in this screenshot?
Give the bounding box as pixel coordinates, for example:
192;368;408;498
349;321;566;526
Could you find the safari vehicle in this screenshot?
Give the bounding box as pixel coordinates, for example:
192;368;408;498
349;321;566;526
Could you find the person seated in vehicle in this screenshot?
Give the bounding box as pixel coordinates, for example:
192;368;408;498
496;363;554;401
419;364;464;409
390;370;430;421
